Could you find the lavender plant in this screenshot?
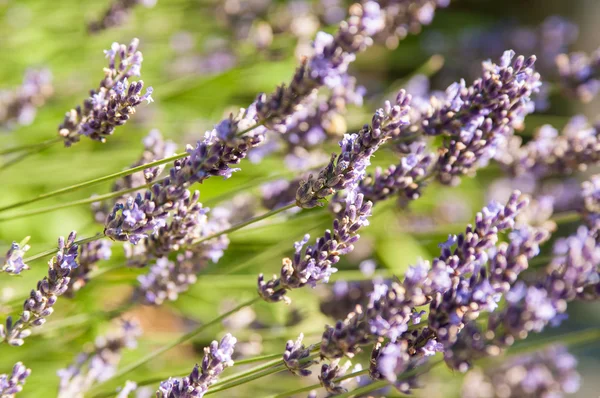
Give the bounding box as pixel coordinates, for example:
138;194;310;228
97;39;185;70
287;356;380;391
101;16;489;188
0;69;53;129
57;319;141;397
556;46;600;102
4;1;600;397
0;362;31;397
58;39;153;147
155;334;236;397
88;0;157;33
0;232;79;346
461;345;581;398
0;237;30;276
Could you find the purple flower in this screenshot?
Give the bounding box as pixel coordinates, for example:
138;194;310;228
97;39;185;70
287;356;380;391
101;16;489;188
66;240;113;297
58;319;141;397
58;39;152;147
1;237;31;275
156;334;236;398
461;346;581;398
318;360;351;395
499;116;600;178
92;129;176;224
135;207;230;305
0;232;79;346
258;187;372;304
0;68;53;129
104;105;265;244
375;0;450;49
296;90;411;209
556;46;600;102
428;51;540;185
283;333;318;377
320;193;529;359
88;0;156;33
0;362;31;397
351;141;434;205
255;2;383;129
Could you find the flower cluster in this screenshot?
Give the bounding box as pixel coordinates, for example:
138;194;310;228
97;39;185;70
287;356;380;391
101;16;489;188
0;232;79;346
255;2;383;128
445;223;600;371
0;237;30;275
319;192;532;360
88;0;156;33
156;334;236;397
0;362;31;397
92;130;176;223
65;240;113;296
136;209;230;305
258;188;372;304
556;46;600;102
57;319;141;397
296;90;411;208
104;104;264;244
497;116;600;178
58;38;153;147
375;0;451;49
283;333;318;377
0;68;53;129
429;51;539;185
354;141;434;205
461;345;580;398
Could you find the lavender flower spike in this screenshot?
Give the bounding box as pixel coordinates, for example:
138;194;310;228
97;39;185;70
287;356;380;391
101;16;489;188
59;38;152;147
1;237;31;275
58;319;141;397
0;362;31;397
556;46;600;103
432;50;540;185
0;232;78;346
296;90;411;208
88;0;156;33
461;346;581;398
283;333;318;377
0;68;53;129
66;240;113;296
258;187;372;304
104;105;265;244
156;334;236;398
255;2;384;129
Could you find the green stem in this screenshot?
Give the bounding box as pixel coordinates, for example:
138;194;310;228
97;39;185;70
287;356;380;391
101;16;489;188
0;137;62;155
90;296;262;391
189;203;296;246
0;153;189;213
206;364;288;395
0;178;165;222
0;141;54;173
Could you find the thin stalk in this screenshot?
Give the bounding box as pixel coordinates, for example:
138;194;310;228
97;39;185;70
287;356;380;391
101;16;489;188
90;296;262;391
22;233;105;263
0;142;54;173
0;178;165;222
0;119;267;213
0;153;189;213
206;364;288;395
189;203;296;246
0;137;62;155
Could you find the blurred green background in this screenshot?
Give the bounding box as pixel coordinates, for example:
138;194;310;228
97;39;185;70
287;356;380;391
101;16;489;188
0;0;599;396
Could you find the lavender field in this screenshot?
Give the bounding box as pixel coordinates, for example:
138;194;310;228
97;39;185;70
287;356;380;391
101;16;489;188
0;0;599;397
